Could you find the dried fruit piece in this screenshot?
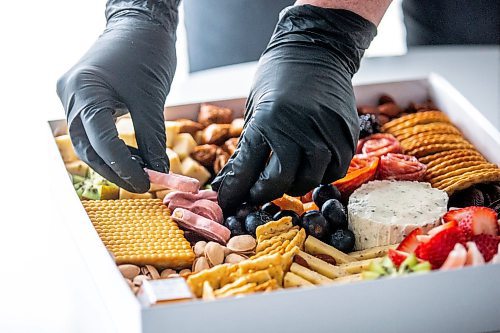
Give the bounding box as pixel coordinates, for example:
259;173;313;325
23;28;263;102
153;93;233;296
222;137;239;156
191;144;218;167
333;155;379;199
213;147;230;174
229;118;244;137
177;119;204;134
272;194;304;216
201;124;231;145
198;104;233;126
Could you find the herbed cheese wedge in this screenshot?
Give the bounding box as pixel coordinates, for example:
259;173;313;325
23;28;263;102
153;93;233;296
348;180;448;251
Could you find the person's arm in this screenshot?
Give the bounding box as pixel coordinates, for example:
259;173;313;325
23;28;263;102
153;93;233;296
296;0;391;25
57;0;180;193
213;1;392;212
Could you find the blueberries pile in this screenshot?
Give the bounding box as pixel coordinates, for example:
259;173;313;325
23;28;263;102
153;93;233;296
224;184;355;253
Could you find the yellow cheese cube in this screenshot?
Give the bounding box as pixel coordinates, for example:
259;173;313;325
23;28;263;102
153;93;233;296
116;117;137;148
55;135;78;163
165;121;181;148
181;157;211;185
172;133;197;160
166;148;182;174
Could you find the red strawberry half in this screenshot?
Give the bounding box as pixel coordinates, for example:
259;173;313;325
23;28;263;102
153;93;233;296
444;207;498;240
397;228;422;253
415;226;466;268
470;207;498;236
472;234;500;262
388;249;409;267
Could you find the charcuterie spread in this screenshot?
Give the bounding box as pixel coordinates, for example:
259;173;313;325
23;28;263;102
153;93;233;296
55;93;500;303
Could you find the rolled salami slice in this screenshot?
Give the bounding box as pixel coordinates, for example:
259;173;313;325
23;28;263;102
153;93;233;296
163;190;218;206
145;169;200;193
171;208;230;244
356;133;401;157
378;153;427;181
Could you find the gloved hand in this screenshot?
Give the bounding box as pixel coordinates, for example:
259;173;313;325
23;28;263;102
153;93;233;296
57;0;179;193
212;5;377;211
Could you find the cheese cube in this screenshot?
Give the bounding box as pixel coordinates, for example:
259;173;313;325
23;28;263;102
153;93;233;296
166;148;182;174
165;121;181;148
181;157;211;185
55;135;78;163
116;117;137;148
172;133;197;160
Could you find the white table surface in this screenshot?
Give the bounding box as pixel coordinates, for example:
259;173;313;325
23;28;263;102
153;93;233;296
0;46;498;333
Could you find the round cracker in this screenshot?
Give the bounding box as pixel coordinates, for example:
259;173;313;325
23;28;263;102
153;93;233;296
435;168;500;190
443;170;500;195
399;132;464;146
401;135;468;151
426;159;490;178
394;123;461;141
382;111;450;133
425;154;486;169
429;163;498;185
418;149;483;164
407;142;474;158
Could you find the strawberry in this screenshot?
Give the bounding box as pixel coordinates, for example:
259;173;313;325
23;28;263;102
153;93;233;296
472;234;500;262
444;207;498;240
415;226;466;268
443;208;470;224
428;220;458;237
388;249;409;267
470;207;498;236
397;228;422;253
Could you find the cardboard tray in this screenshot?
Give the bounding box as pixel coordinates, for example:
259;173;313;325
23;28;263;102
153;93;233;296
47;74;500;333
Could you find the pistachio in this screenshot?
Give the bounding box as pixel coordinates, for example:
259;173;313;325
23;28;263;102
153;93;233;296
224;253;247;264
204;241;225;266
193;241;207;257
179;269;192;277
160;268;176;278
125;278;134;289
133;286;140;295
133;275;150;286
226;235;257;253
145;265;160;279
118;264;140;280
192;256;210;273
167;273;180;278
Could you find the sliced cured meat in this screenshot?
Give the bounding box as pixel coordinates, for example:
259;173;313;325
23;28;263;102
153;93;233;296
378;153;427;181
356;133;401;157
168;198;223;224
145;169;200;193
171;208;231;244
163;190;218;205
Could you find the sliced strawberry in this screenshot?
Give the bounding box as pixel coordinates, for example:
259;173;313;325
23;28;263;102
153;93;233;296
443;208;473;240
415;226;466;268
388;249;409;267
416;235;432;243
428;220;459;237
472;234;500;262
397;228;422;253
443;208;471;224
441;243;467;270
470;207;498;236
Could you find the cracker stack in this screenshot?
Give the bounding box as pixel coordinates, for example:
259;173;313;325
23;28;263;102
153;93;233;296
83;199;195;269
382;111;500;195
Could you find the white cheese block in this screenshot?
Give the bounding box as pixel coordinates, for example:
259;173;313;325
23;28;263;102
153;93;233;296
348;180;448;251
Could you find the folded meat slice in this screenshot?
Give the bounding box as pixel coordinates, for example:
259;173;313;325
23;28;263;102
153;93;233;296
163;190;218;205
378;153;427;181
171;208;230;244
145;169;200;193
356;133;402;158
168;198;223;224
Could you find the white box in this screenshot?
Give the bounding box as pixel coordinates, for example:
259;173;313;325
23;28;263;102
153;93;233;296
47;74;500;333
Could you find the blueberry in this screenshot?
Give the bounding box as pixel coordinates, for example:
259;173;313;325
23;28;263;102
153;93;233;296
235;203;258;220
312;184;342;209
301;210;329;239
273;210;301;227
359;113;381;139
261;202;281;216
244;211;272;236
224;216;246;236
321;199;348;230
327;229;355;253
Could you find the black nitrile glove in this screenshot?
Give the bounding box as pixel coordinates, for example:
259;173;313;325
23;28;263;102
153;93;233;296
212;5;377;211
57;0;179;193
